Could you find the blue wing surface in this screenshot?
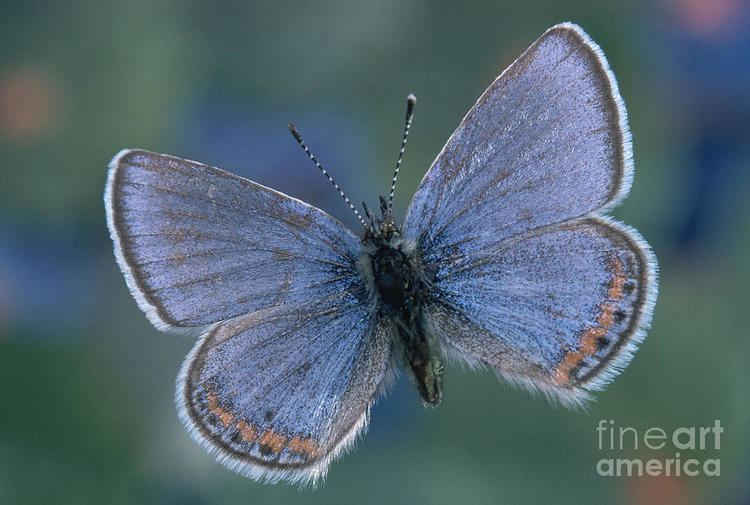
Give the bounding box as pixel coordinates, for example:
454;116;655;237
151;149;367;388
426;217;656;404
105;149;362;331
404;24;658;403
178;292;392;484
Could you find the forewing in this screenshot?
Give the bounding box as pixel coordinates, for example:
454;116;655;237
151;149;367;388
404;23;632;256
178;294;392;484
427;218;656;404
105;149;361;331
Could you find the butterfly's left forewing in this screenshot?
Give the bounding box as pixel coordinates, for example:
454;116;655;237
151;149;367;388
105;149;361;331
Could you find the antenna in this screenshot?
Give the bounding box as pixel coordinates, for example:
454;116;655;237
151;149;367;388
387;93;416;212
287;123;369;230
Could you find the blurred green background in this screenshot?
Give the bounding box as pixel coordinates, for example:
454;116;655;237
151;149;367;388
1;1;749;504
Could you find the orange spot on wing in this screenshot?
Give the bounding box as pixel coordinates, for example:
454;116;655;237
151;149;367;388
205;391;233;427
554;351;584;385
205;390;318;458
300;439;318;457
219;411;233;427
597;303;615;327
287;437;304;452
554;257;629;385
236;420;257;442
580;327;605;355
608;257;626;301
580;304;615;354
259;430;286;454
287;436;319;458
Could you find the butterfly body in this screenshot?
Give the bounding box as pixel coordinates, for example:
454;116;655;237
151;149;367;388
360;204;443;405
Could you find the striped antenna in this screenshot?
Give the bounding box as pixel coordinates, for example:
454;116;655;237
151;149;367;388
287;123;369;230
388;93;416;212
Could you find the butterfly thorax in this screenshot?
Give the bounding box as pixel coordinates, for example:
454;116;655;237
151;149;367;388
359;211;444;406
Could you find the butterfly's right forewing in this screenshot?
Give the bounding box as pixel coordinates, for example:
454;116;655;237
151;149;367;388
404;24;632;253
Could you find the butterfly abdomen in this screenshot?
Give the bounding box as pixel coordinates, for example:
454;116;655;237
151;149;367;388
360;233;443;405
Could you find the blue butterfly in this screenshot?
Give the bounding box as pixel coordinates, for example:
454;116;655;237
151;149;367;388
104;23;658;485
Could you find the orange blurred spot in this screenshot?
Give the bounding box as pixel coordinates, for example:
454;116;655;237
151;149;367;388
206;389;318;458
624;474;695;505
0;68;61;142
218;411;234;427
668;0;744;37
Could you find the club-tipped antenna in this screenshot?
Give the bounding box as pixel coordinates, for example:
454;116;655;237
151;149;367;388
388;93;416;212
287;123;369;230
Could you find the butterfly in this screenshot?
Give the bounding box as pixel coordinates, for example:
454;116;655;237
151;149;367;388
104;22;657;485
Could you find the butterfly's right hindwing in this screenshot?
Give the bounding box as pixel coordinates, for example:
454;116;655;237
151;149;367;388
425;218;655;405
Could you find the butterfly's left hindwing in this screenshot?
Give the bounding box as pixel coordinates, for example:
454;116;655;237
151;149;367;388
179;297;392;485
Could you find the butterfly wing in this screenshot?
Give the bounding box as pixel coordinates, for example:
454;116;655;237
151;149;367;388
425;217;655;404
178;296;392;484
404;23;657;403
106;149;392;482
105;149;361;331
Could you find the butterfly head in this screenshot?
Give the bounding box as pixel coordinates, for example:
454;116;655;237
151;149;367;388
361;195;402;245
